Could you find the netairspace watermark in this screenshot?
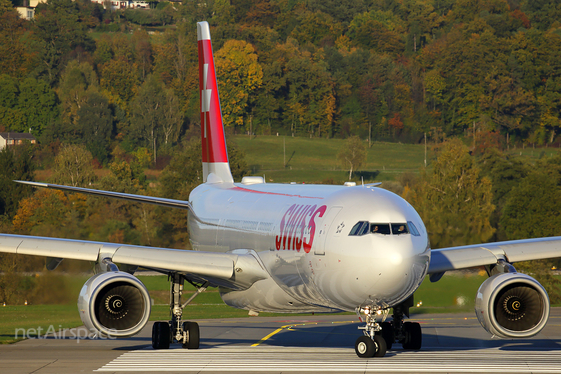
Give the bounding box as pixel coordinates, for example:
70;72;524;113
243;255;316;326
14;325;117;342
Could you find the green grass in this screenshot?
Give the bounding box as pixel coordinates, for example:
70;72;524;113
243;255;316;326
505;146;561;163
234;135;561;184
0;305;82;344
234;135;427;183
413;272;487;314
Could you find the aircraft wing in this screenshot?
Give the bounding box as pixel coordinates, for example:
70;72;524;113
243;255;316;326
428;236;561;274
0;233;269;289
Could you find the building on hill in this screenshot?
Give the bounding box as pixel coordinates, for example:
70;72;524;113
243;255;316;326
90;0;151;10
0;133;37;150
16;0;150;19
16;0;46;20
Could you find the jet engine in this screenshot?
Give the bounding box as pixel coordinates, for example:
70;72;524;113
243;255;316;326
77;271;151;337
475;272;549;338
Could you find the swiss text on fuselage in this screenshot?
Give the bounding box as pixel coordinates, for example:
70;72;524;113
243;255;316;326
275;204;327;253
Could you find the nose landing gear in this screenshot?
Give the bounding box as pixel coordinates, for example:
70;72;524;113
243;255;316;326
355;297;422;358
355;306;389;357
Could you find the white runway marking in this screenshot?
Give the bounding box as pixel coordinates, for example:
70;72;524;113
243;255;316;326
96;346;561;372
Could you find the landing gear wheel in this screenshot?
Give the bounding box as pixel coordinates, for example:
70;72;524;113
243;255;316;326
355;335;387;358
181;322;200;349
380;321;394;350
373;335;387;357
355;336;375;358
152;321;170;349
402;322;422;350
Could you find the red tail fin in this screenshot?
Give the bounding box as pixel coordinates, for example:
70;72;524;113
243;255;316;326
197;21;233;184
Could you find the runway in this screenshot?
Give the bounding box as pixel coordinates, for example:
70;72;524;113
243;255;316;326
2;310;561;373
96;347;561;373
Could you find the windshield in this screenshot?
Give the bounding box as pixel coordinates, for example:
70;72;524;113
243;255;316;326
349;222;416;236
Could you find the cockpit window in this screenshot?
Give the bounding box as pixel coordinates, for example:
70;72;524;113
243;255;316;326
391;223;409;235
407;221;420;236
350;221;418;236
349;221;369;236
370;223;391;235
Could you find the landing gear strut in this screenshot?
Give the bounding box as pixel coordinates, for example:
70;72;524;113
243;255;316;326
151;272;208;350
354;296;422;358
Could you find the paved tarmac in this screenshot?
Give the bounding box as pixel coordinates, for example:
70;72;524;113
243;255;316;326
2;309;561;373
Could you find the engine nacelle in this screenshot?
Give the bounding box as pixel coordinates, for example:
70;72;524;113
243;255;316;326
77;272;151;338
475;272;549;338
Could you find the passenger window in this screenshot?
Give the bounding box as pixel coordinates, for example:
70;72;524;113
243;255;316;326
407;221;420;236
391;223;409;235
371;223;391;235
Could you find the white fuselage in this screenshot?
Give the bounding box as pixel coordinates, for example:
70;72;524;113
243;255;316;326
188;181;431;313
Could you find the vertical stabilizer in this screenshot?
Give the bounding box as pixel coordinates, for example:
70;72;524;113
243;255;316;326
197;21;234;184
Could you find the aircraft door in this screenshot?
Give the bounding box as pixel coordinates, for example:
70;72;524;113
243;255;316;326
314;206;342;255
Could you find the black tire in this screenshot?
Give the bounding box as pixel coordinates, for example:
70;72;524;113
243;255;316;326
182;321;200;349
373;334;387;357
152;321;170;349
355;336;376;358
402;322;422;350
380;321;394;350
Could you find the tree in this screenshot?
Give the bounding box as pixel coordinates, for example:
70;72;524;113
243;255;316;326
289;10;343;46
409;139;495;248
307;0;366;24
478;148;529;240
17;77;59;135
161;88;184;147
0;75;26;132
0;145;35;218
99;57;140;106
57;60;99;137
132;29;153;80
501;170;561;241
0;0;34;78
215;40;263;130
51;144;96;187
337;136;367;180
283;46;336;137
424;70;446;110
100;159;147;194
348;13;405;55
130;74;165;158
77;91;113;163
33;0;94;84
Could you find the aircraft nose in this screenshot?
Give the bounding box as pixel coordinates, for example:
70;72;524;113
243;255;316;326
366;237;429;303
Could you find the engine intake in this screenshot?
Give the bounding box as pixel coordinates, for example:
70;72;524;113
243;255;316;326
475;272;549;338
78;272;151;337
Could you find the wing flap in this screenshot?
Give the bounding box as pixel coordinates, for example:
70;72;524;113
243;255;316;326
429;236;561;274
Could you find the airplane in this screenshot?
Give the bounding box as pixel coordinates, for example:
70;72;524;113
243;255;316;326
1;21;560;358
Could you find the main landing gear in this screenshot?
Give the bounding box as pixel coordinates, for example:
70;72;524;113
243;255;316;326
355;297;422;358
152;272;208;350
